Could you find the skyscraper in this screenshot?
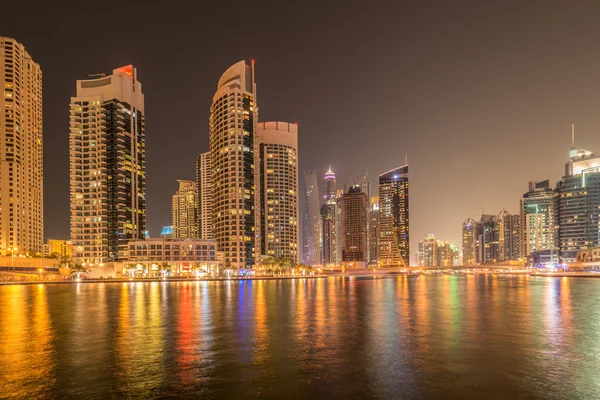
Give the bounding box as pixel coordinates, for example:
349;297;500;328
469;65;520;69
475;214;498;264
0;37;43;256
209;61;258;269
70;65;145;264
462;217;476;265
320;167;337;265
378;165;409;267
422;234;436;266
258;121;299;263
172;180;198;239
368;196;380;265
521;180;556;262
196;152;212;239
341;185;368;267
497;209;521;262
302;170;321;265
555;137;600;262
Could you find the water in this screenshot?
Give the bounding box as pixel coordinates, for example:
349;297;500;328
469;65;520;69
1;275;599;399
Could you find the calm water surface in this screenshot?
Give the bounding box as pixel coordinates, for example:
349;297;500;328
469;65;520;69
1;275;600;399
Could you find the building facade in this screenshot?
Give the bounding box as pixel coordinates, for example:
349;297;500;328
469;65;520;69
69;65;146;264
172;180;198;239
258;121;299;263
127;238;220;275
302;170;321;265
320;167;337;265
368;196;379;265
0;37;43;256
497;209;521;262
521;180;557;264
341;185;368;266
378;165;409;267
196;151;212;239
555;144;600;262
209;61;259;268
462;217;476;265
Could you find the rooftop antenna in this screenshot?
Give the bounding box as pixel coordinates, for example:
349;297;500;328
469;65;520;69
405;153;408;165
571;123;575;148
88;73;106;78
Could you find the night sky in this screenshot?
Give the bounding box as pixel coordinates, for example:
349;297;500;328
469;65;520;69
5;1;600;263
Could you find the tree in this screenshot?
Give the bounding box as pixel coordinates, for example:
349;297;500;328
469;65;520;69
159;262;172;277
59;254;72;267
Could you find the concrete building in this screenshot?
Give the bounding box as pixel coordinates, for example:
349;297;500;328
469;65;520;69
126;238;220;276
555;134;600;262
476;214;499;264
420;234;436;266
172;180;198;239
320;167;337;265
69;65;146;264
521;180;557;265
497;209;521;262
341;185;368;267
302;170;321;265
258;121;299;263
462;217;476;265
368;196;380;265
378;165;409;267
196;151;212;239
44;239;72;258
209;61;259;269
0;37;43;256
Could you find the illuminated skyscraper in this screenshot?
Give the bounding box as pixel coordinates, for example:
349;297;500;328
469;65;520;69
378;165;409;267
521;180;556;262
302;170;321;265
555;135;600;262
69;65;145;264
196;152;212;239
368;196;380;265
209;61;258;268
258;121;299;262
497;209;521;261
0;37;43;256
462;217;476;265
341;185;368;266
172;180;198;239
320;166;337;265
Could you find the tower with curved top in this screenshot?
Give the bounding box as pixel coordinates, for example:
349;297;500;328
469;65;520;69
209;61;259;269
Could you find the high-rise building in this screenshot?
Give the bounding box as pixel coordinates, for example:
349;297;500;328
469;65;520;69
69;65;145;264
475;214;498;264
258;121;299;263
302;170;321;265
421;234;436;266
368;196;380;265
497;209;521;261
341;185;368;266
209;61;258;269
196;152;212;239
378;165;409;267
521;180;557;262
172;180;198;239
555;138;600;262
0;37;43;256
334;188;344;265
462;217;476;265
320;167;337;265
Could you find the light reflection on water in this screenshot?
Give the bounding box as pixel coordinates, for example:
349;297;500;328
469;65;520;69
1;276;600;399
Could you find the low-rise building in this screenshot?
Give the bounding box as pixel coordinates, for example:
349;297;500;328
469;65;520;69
126;238;221;276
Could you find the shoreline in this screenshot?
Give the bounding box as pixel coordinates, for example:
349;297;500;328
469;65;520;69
0;274;328;286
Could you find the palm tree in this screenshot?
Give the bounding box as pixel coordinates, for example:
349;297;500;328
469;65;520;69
159;262;172;277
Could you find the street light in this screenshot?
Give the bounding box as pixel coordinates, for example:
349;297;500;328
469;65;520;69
10;247;18;267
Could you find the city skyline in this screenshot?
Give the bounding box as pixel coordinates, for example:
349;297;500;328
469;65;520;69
6;3;600;263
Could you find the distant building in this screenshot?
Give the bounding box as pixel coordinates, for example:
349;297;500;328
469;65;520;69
0;37;44;256
172;180;198;239
378;165;409;267
368;196;380;265
555;137;600;262
258;121;299;263
44;239;72;258
341;185;368;267
497;209;521;261
462;217;476;265
474;210;520;264
160;226;174;239
196;152;212;239
209;60;258;268
476;214;499;264
421;234;436;266
321;167;337;265
302;170;321;265
70;65;146;264
521;180;556;262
